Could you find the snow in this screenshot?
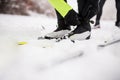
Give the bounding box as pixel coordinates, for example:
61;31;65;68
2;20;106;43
0;14;120;80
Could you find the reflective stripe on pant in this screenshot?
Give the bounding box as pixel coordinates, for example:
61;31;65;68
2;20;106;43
48;0;72;17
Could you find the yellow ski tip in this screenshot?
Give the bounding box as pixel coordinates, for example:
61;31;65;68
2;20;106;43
18;41;27;45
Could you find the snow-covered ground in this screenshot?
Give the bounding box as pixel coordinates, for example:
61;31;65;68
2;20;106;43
0;14;120;80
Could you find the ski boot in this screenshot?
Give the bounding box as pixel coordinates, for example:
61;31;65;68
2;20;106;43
44;25;71;39
68;21;91;41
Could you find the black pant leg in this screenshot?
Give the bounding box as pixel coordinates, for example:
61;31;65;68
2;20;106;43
115;0;120;23
77;0;86;16
77;0;99;31
78;0;99;20
55;0;69;28
77;0;92;31
95;0;106;25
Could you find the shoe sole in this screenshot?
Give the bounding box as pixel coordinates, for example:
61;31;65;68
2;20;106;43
69;31;91;41
45;30;70;39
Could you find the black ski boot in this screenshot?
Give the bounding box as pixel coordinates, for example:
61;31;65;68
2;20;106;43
68;21;91;40
44;20;71;39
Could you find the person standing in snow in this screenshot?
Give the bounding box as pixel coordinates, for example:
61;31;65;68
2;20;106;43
94;0;120;28
44;0;99;40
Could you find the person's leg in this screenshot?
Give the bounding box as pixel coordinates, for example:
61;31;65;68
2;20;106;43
68;0;91;40
68;0;99;40
55;0;70;31
49;0;80;26
77;0;91;32
94;0;106;28
44;0;71;39
44;0;81;39
115;0;120;27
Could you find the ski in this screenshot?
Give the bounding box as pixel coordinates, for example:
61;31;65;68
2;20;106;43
18;36;74;48
98;39;120;47
54;51;84;65
39;50;84;71
38;35;75;43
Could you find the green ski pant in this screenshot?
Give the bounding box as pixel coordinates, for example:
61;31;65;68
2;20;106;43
48;0;72;17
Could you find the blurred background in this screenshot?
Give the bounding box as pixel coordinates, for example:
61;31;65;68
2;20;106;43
100;0;116;20
0;0;116;20
0;0;56;17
